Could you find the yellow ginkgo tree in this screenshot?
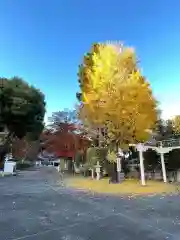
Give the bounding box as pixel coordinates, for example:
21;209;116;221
172;115;180;135
77;43;120;145
77;42;158;152
104;70;157;149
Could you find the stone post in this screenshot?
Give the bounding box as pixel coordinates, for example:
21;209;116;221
116;157;121;182
116;149;125;182
95;161;101;180
90;168;94;179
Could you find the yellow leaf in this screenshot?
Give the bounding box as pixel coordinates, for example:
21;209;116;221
77;42;158;148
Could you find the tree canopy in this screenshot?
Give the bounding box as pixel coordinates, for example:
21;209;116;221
48;109;78;131
0;77;46;140
77;42;158;150
42;109;90;157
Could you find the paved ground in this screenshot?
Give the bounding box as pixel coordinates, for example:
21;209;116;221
0;168;180;240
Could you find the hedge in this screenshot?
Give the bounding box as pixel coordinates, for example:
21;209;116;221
16;162;32;170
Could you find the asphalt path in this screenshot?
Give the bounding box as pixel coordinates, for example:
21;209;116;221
0;167;180;240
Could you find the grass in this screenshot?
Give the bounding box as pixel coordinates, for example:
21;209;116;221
67;177;180;196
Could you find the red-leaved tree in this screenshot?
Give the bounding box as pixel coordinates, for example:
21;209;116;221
41;109;90;158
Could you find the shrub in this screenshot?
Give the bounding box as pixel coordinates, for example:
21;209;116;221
86;147;108;167
16;162;32;170
74;151;83;167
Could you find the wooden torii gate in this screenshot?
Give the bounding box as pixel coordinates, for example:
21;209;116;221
130;139;180;186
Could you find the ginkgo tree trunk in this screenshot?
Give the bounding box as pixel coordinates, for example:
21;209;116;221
77;42;158;183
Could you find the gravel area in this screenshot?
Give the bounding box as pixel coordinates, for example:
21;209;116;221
0;167;180;240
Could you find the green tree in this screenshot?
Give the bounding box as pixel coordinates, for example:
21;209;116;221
166;149;180;171
0;77;46;161
155;118;175;141
48;109;78;131
143;149;160;172
165;120;174;138
166;149;180;181
155;119;166;141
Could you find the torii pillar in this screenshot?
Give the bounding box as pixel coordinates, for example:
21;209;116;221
158;143;167;183
136;143;146;186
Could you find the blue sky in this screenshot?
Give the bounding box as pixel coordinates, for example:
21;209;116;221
0;0;180;121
